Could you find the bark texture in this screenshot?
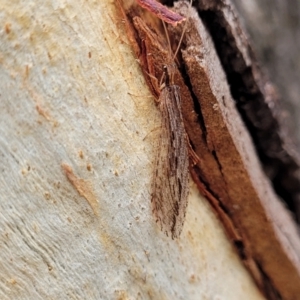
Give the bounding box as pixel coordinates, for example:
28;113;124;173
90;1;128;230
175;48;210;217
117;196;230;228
232;0;300;150
0;0;266;299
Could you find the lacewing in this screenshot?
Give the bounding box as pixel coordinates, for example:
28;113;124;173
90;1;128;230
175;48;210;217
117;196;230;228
152;65;189;239
132;0;192;238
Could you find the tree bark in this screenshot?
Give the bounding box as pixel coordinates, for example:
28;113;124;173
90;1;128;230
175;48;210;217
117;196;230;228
232;0;300;149
0;0;298;299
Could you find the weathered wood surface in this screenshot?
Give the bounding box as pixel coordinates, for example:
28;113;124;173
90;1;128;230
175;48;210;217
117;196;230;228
0;0;265;299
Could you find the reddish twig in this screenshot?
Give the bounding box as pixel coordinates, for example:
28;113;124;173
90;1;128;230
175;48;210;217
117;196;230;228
136;0;185;26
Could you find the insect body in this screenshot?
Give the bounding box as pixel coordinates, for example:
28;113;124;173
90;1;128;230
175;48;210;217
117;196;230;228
153;66;189;238
133;16;190;239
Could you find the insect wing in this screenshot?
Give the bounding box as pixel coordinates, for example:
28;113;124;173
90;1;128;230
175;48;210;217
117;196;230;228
151;85;189;239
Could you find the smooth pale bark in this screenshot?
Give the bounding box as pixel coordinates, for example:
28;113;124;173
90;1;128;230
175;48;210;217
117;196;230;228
0;0;264;299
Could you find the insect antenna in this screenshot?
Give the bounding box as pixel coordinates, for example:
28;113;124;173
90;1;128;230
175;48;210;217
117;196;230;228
161;0;193;61
160;0;192;86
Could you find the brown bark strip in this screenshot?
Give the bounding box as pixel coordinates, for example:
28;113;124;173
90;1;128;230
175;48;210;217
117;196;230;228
194;0;300;223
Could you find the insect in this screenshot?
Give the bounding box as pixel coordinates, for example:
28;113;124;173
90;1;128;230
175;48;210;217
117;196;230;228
132;1;192;238
151;64;189;239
